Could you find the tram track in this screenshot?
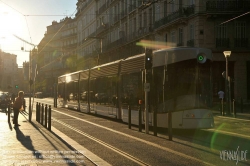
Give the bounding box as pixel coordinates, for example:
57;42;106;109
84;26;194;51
51;109;215;166
53;118;150;166
33;99;250;165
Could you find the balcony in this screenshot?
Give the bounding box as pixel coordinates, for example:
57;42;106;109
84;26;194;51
206;0;250;12
98;4;107;16
187;39;194;47
234;38;248;47
216;38;230;48
154;8;185;29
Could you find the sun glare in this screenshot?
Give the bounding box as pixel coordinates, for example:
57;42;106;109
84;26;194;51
0;5;25;42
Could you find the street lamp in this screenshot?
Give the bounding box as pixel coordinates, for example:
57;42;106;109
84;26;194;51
223;51;231;115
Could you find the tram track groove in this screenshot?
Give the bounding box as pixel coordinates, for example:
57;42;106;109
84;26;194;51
52;117;150;166
52;109;215;166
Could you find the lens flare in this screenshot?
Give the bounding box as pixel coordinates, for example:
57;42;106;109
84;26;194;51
136;40;173;49
210;123;226;149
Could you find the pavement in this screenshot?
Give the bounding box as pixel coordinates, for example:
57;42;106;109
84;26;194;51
0;108;96;166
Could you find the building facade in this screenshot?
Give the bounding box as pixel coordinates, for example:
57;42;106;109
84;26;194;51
0;50;19;92
37;0;250;103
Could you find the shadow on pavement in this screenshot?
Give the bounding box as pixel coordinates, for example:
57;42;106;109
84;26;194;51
14;126;43;159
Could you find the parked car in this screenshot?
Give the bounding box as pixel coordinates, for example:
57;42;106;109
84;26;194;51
81;91;94;101
34;92;43;98
95;93;108;104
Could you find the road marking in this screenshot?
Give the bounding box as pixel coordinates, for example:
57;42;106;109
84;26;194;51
53;118;150;166
205;128;250;139
52;126;111;166
215;116;250;122
53;109;214;166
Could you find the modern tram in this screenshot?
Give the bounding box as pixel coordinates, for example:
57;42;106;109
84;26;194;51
57;47;214;129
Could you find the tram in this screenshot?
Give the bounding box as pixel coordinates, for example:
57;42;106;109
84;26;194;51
57;47;214;129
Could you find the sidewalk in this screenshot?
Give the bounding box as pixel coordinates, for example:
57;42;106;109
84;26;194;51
0;109;95;166
212;110;250;120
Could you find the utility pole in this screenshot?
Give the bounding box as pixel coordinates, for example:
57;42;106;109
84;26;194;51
29;50;32;122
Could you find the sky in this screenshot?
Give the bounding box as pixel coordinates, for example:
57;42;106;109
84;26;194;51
0;0;78;67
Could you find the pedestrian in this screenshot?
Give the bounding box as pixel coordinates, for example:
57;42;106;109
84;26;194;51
218;90;224;100
13;91;24;127
11;92;15;103
218;90;224;115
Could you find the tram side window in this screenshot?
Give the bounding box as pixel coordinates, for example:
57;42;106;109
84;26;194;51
93;77;116;106
121;73;142;109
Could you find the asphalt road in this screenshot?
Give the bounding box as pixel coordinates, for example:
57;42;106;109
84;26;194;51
29;98;250;166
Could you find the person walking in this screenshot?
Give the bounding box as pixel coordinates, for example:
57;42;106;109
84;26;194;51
11;92;15;103
13;91;24;127
218;90;224;115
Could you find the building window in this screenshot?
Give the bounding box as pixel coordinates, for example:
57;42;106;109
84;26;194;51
156;4;160;21
171;0;175;13
190;24;194;40
178;28;183;45
143;12;147;28
171;31;175;43
235;22;246;38
235;22;247;47
164;1;168;17
216;24;227;38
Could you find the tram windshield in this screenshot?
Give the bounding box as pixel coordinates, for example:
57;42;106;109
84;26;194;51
155;59;212;112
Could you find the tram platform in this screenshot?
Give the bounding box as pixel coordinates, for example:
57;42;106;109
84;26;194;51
0;109;95;166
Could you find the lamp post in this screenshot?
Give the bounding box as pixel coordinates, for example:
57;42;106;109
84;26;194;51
223;51;231;115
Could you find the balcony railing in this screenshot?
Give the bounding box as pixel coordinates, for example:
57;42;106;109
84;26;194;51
216;38;230;48
154;8;184;29
234;38;248;47
187;39;194;47
206;0;250;11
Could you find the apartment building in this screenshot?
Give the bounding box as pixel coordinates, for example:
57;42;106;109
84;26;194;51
73;0;250;103
0;50;18;91
36;0;250;102
37;17;77;94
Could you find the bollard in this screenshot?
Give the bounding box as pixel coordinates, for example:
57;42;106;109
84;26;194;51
241;97;243;113
233;99;236;117
36;102;38;121
45;104;48;128
8;104;10;123
153;109;157;136
221;98;223;116
48;105;51;131
38;103;41;123
128;105;131;129
138;104;142;132
41;104;44;125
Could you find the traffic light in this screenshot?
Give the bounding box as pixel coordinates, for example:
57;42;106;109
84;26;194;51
15;85;18;88
145;48;153;69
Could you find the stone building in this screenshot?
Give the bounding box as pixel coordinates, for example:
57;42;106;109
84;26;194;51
0;50;19;92
37;0;250;103
74;0;250;103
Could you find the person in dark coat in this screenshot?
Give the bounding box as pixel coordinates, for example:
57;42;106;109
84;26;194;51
13;91;24;127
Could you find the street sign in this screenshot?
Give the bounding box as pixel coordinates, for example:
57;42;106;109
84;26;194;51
144;83;150;92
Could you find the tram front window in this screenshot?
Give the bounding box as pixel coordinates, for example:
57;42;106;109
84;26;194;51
164;59;212;112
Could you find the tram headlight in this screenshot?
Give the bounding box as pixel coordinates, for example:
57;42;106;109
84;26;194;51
186;114;195;118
